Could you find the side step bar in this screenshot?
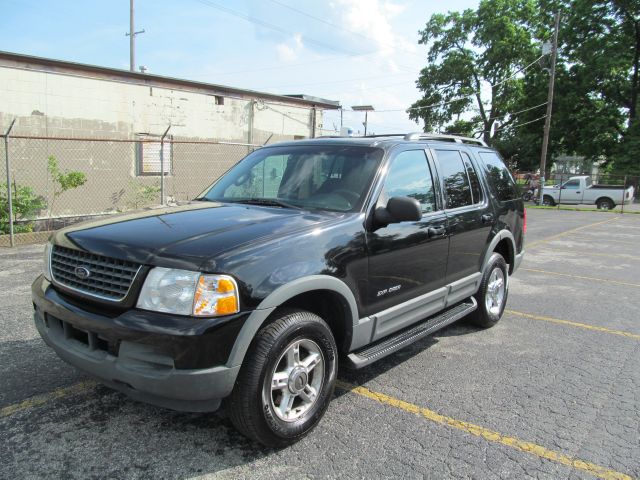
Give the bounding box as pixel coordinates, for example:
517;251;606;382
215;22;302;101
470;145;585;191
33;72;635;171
345;298;477;369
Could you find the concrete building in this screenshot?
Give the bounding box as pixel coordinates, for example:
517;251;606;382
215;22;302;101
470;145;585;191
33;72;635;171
0;51;340;224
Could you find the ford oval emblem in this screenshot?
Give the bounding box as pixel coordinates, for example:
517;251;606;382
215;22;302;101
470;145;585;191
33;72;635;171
74;266;91;279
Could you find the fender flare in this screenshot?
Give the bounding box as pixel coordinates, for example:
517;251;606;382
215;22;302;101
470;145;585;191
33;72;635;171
226;275;359;367
482;230;516;274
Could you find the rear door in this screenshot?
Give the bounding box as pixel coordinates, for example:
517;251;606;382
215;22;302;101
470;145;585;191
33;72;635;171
366;148;449;338
432;147;493;290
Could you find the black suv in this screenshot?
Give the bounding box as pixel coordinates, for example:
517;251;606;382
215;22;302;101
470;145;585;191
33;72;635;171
32;133;525;446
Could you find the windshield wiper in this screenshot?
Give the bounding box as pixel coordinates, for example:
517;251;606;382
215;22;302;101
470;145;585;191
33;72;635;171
231;198;303;210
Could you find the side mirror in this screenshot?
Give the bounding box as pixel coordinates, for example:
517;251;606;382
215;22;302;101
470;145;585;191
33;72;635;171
374;196;422;225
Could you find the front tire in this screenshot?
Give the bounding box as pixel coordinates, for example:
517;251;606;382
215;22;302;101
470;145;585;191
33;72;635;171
227;309;337;447
469;253;508;328
542;195;556;206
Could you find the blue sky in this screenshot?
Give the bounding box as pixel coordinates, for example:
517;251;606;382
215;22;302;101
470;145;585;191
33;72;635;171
1;0;479;134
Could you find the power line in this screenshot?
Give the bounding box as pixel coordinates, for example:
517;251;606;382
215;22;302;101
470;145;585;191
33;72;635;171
266;0;425;59
192;0;374;57
372;55;545;114
262;71;415;90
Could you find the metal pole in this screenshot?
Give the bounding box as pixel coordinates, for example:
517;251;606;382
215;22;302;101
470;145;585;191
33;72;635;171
621;175;627;214
538;12;560;205
129;0;135;71
160;125;171;206
364;111;368;136
4;119;16;247
311;106;317;138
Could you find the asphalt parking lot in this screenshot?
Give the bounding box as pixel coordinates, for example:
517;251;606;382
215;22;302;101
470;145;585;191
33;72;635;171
1;209;638;479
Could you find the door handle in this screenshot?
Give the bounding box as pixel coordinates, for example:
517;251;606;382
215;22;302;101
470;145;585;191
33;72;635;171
576;191;581;194
481;214;494;224
428;226;446;238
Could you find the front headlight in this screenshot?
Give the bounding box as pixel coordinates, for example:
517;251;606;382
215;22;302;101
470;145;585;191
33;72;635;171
136;267;240;317
43;242;53;281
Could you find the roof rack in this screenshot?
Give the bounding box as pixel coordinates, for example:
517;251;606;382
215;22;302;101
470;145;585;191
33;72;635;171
403;132;488;147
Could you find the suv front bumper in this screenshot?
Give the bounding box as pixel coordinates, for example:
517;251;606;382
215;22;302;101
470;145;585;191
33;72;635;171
31;275;247;412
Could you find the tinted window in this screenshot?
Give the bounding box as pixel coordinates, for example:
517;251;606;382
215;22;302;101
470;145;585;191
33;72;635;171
478;151;517;201
435;150;472;209
563;179;580;189
380;150;436;213
202;145;383;212
461;152;482;203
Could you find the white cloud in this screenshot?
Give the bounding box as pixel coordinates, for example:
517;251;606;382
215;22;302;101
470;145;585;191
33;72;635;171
276;33;305;62
332;0;415;57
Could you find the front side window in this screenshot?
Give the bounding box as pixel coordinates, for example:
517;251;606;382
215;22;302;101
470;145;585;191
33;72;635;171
201;145;383;212
435;149;473;209
378;150;437;213
563;179;580;189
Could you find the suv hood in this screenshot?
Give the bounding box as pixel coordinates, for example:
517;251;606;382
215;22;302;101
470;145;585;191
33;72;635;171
53;202;340;270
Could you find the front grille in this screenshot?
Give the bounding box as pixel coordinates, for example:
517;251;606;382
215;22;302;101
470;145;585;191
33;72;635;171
50;245;141;301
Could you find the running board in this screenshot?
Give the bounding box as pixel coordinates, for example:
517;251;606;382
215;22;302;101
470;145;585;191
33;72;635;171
345;298;477;369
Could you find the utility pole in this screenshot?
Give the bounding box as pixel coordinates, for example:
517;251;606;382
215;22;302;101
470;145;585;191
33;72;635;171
126;0;145;72
538;12;560;204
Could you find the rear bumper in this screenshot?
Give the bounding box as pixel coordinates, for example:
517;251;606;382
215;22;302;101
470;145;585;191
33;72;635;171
32;275;246;412
513;250;524;272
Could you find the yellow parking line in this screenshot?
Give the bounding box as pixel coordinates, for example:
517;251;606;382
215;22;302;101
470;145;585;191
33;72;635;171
521;268;640;288
526;249;640;262
566;235;639;246
526;216;619;248
0;380;96;418
506;310;640;340
337;381;631;480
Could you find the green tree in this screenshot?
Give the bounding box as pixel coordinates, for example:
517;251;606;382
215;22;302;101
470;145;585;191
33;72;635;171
411;0;640;174
409;0;540;145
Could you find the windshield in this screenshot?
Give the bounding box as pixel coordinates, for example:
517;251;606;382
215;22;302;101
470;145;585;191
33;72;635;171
199;145;384;212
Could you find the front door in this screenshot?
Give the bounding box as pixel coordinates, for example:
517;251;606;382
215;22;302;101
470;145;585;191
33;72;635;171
366;149;449;339
559;178;582;204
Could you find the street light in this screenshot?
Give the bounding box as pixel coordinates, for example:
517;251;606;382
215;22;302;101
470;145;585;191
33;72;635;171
351;105;374;136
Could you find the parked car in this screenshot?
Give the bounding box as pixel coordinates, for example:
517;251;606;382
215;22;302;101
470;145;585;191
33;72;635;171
541;175;635;209
32;133;525;446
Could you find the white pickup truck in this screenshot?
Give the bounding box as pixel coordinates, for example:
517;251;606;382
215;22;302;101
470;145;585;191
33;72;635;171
542;176;635;210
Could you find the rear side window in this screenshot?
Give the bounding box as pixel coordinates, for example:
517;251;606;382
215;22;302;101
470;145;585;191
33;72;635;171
478;152;517;201
461;152;482;203
435;149;473;209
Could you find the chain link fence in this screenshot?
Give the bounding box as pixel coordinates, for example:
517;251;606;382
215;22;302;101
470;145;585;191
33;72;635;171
1;135;259;246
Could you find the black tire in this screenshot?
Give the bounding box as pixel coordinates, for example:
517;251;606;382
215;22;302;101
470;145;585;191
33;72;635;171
542;195;555;206
596;198;614;210
469;253;508;328
226;309;337;447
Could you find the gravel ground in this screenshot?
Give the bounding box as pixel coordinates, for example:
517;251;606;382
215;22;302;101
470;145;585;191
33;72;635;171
1;209;638;479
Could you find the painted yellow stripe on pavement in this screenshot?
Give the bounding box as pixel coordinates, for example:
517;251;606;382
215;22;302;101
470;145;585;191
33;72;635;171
336;381;631;480
526;216;619;248
526;249;640;262
0;380;96;418
506;309;640;341
521;268;640;288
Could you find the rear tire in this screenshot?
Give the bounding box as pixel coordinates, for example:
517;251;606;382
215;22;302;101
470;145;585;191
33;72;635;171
226;309;337;447
469;253;508;328
596;198;614;210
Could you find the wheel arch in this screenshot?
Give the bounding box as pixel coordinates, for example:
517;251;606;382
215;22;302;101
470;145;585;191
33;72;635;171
483;230;516;274
226;275;358;367
595;196;615;208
